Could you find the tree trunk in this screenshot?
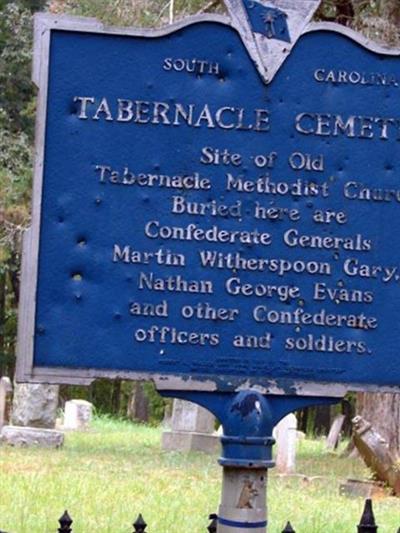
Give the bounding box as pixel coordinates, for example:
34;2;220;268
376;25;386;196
313;405;332;436
341;398;354;437
111;379;122;415
356;392;400;454
297;407;308;434
127;382;149;422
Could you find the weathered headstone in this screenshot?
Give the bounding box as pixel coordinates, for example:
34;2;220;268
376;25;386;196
353;415;400;496
326;414;346;451
11;383;59;428
339;479;387;499
162;399;219;453
1;383;64;448
275;414;297;474
63;399;93;430
0;377;12;430
1;426;64;448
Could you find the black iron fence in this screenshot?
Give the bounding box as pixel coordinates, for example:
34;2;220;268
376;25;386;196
0;499;397;532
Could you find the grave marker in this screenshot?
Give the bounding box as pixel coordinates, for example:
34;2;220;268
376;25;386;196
1;383;64;448
275;414;297;475
162;399;219;453
63;399;93;430
11;383;59;429
1;426;64;448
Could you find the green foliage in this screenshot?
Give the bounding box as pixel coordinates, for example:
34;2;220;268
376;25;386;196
61;380;125;416
0;2;34;376
0;2;34;214
143;382;169;424
50;0;217;27
0;0;45;10
0;4;35;135
61;380;169;423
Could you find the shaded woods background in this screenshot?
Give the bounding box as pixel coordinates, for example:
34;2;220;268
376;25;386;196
0;0;399;446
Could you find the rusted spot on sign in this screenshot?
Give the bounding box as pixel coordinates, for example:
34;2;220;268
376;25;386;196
237;481;259;509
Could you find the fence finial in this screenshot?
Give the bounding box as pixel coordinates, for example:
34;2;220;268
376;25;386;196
282;522;296;533
133;514;147;533
207;513;218;533
357;499;377;532
58;510;73;533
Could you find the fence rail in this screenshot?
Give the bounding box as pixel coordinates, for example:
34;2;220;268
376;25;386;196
0;499;397;532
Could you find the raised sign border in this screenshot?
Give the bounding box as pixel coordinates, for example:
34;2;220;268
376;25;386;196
16;12;400;396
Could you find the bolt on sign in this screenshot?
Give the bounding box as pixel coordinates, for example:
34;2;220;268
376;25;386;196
16;1;400;396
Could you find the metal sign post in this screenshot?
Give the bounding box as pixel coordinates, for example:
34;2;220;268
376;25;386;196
218;468;268;533
15;1;400;529
165;390;338;532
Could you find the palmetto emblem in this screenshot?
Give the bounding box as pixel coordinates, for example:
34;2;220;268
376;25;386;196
244;0;291;43
224;0;321;84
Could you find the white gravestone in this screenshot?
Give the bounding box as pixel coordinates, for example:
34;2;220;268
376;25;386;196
275;414;298;474
1;383;64;448
0;377;12;430
63;399;93;430
162;399;219;453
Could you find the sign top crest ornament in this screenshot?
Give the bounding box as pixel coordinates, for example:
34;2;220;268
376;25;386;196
224;0;321;83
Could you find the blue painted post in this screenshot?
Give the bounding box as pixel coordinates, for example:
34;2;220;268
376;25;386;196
162;389;338;533
217;467;268;533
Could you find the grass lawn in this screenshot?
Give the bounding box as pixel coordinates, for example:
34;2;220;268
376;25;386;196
0;417;398;532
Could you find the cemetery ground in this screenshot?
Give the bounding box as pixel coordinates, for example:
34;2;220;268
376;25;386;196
0;416;398;533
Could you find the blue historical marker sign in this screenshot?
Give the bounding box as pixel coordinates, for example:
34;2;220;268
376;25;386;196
16;9;400;396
